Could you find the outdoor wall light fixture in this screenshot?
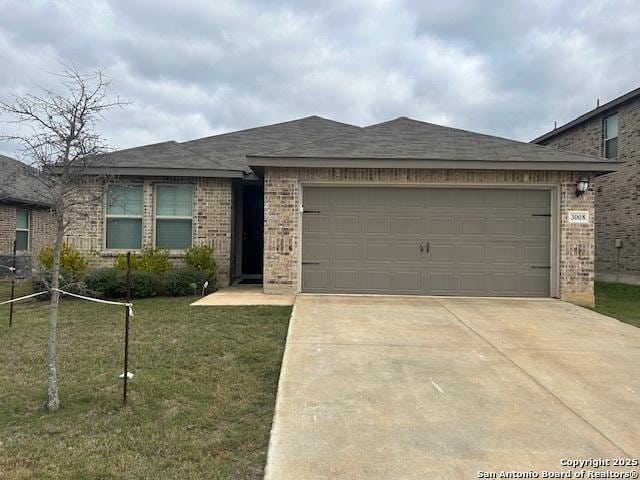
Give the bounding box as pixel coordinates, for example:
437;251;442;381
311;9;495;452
576;176;589;197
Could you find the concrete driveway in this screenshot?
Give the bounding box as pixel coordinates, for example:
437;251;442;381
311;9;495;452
265;295;640;479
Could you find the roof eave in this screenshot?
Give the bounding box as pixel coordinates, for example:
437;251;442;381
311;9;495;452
247;156;619;174
60;166;246;178
0;196;51;208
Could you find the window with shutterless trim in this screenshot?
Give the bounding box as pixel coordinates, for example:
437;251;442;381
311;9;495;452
15;209;30;251
105;184;143;249
154;184;193;249
603;113;618;159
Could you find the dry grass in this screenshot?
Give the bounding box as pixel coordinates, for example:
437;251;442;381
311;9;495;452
0;286;290;479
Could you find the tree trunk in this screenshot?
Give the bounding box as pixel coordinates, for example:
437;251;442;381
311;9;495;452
45;213;64;412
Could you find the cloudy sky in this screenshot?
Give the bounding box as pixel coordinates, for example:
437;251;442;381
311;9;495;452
0;0;638;157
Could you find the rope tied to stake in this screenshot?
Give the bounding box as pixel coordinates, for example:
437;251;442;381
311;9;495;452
52;288;134;316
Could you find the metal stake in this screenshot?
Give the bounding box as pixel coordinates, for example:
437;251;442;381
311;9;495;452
123;251;131;407
9;240;17;327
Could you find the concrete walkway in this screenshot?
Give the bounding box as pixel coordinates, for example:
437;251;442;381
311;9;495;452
265;295;640;479
190;284;295;306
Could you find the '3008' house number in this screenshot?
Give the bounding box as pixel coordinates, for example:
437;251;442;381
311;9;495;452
568;211;589;223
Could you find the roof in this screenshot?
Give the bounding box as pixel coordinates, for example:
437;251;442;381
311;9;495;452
0;154;51;206
532;87;640;144
181;115;361;173
80;116;361;178
84;141;244;178
248;117;618;173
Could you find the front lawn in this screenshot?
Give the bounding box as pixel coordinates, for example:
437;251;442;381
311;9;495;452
0;287;291;479
595;280;640;328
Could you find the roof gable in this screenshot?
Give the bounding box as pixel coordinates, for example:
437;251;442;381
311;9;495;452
181;115;361;172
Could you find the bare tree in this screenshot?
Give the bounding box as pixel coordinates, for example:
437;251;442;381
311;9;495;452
0;64;127;412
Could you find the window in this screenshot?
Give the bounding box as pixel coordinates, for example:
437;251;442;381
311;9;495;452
15;209;29;251
604;113;618;159
105;184;143;249
155;185;193;249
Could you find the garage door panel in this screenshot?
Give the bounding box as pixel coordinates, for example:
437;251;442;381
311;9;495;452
335;243;359;262
459;245;485;264
366;244;391;262
335;270;358;289
332;215;358;234
302;187;551;297
397;244;420;262
303;242;329;261
366;216;391;234
396;271;421;291
303;214;329;233
493;245;518;264
461;217;486;235
397;216;421;234
302;269;328;291
429;244;454;262
460;272;486;293
429;217;455;234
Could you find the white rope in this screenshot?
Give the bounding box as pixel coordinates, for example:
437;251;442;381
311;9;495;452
0;290;49;305
52;288;134;316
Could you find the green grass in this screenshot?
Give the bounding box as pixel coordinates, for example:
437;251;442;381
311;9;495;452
594;281;640;328
0;284;291;480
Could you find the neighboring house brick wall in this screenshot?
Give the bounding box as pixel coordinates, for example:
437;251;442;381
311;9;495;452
263;167;595;306
539;96;640;282
64;176;233;287
0;204;16;253
0;203;55;276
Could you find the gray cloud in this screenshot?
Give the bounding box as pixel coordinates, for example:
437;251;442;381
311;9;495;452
1;0;638;158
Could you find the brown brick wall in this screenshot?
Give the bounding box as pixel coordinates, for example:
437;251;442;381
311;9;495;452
63;177;233;286
0;203;55;259
263;167;596;306
539;96;640;282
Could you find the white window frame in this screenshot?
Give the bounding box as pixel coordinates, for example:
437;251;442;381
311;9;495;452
15;208;30;251
603;113;619;159
104;183;144;251
153;183;195;250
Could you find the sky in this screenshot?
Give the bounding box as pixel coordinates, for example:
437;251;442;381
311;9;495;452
0;0;638;158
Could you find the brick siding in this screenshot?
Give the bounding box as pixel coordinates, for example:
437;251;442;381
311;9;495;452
0;203;55;263
538;96;640;282
263;167;596;306
63;176;233;287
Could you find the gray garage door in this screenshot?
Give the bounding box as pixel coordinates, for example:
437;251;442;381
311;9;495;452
301;187;551;297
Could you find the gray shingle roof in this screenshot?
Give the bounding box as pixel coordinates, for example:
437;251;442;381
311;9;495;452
251;117;611;164
181;115;361;173
94;141;232;172
0;154;50;206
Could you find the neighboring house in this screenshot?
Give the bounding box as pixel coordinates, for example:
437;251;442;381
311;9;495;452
0;154;55;276
65;116;617;306
532;87;640;284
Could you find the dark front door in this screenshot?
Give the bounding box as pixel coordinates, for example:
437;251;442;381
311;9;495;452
242;184;264;275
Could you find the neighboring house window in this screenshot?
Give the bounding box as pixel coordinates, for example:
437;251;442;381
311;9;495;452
105;184;143;249
15;209;30;251
603;113;618;158
155;185;193;249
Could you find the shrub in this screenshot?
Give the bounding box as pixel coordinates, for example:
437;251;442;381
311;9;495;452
164;267;206;296
31;266;80;300
84;268;126;299
129;270;164;298
84;268;166;299
184;245;217;284
38;243;89;277
114;246;170;274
